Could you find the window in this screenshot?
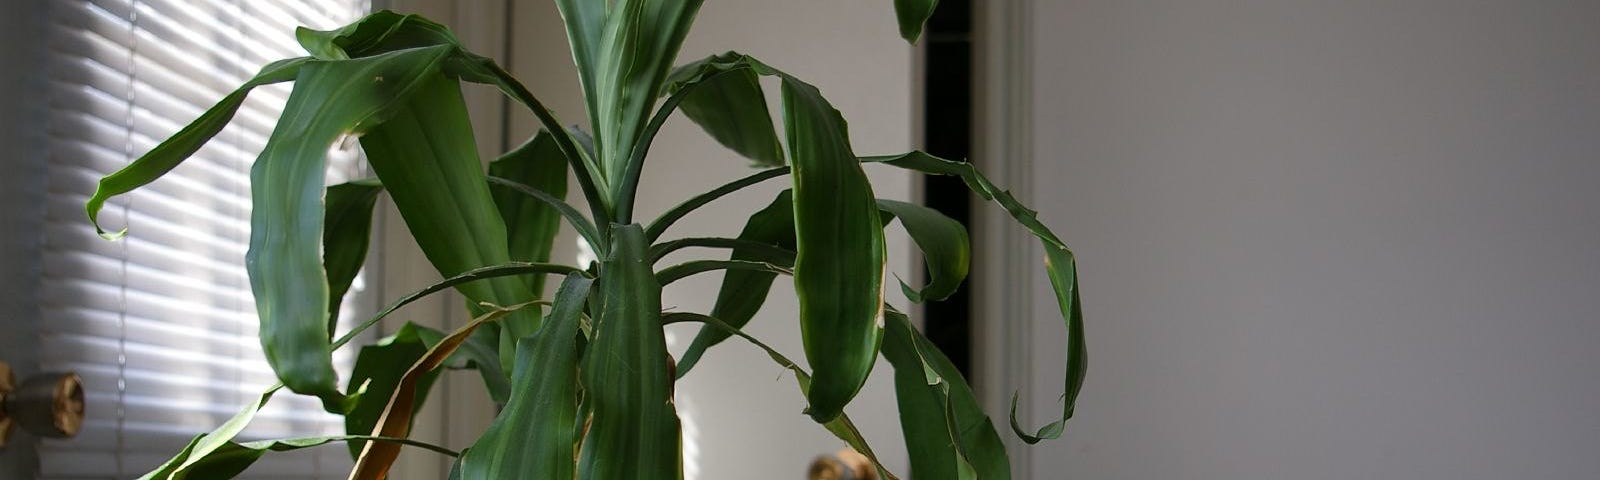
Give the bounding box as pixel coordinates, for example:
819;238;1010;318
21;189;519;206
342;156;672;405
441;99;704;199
38;1;369;477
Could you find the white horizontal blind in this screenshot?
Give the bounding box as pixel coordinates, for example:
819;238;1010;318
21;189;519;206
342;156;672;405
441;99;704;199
38;0;370;478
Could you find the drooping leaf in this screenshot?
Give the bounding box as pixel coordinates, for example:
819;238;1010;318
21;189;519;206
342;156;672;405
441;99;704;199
664;53;784;166
645;166;791;241
877;199;970;303
868;151;1086;444
580;224;682;479
655;259;794;286
141;434;454;480
343;322;446;459
85;57;309;240
358;70;543;371
675;190;796;375
485;175;601;256
647;53;890;422
892;0;941;44
323;178;384;336
461;275;594;480
662;312;901;480
349;302;540;480
136;387;279;479
295;10;458;61
648;237;796;263
882;309;1009;479
446;53;612;228
332;261;588;351
778;68;888;424
248;45;456;403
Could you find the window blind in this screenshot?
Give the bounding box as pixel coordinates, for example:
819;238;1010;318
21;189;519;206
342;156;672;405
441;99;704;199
38;0;370;478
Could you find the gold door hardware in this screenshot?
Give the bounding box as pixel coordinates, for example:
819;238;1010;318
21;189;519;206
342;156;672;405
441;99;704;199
807;448;877;480
0;361;85;448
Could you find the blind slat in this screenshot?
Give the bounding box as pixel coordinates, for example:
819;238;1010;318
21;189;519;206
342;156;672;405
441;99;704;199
40;1;369;478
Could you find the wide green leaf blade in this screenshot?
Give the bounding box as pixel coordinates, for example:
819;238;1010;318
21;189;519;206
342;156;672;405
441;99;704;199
358;69;542;370
593;0;705;189
446;54;612;227
893;0;940;43
675;190;796;375
882;309;1008;479
343;322;445;459
461;275;593;480
580;224;682;479
779;70;888;424
868;151;1087;444
248;45;455;401
490;131;570;292
877;199;970;303
555;0;608;130
323;178;383;336
85;57;308;239
295;10;458;61
663;53;784;166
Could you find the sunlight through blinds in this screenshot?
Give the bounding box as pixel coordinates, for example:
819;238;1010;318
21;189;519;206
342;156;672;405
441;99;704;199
38;0;370;477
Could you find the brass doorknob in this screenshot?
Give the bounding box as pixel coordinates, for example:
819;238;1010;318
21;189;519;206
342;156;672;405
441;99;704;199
808;448;877;480
0;361;85;447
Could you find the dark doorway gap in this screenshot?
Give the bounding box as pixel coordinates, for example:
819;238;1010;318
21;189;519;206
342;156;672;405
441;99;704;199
920;0;974;378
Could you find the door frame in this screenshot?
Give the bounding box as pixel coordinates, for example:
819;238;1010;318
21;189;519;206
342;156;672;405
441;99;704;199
972;0;1040;477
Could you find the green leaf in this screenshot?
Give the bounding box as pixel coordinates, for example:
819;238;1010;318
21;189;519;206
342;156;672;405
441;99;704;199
141;387;279;479
485;175;601;255
85;56;308;239
868;151;1086;444
675;190;796;376
893;0;941;43
593;0;705;188
664;53;784;166
332;261;588;351
141;434;454;480
446;53;612;228
248;45;455;402
655;259;794;286
490;131;571;294
343;322;445;459
662;313;901;480
882;309;1009;479
358;68;543;371
295;10;458;61
554;0;608;132
323;178;383;337
645;166;791;241
461;275;594;480
877;199;970;303
580;224;682;479
455;325;512;406
647;53;890;422
350;302;541;480
649;237;796;263
778;67;887;424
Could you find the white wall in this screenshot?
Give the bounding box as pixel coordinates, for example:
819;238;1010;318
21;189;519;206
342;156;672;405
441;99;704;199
1012;1;1600;478
506;2;919;479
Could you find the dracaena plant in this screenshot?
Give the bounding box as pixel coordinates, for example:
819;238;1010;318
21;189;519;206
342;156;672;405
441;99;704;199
84;3;1084;479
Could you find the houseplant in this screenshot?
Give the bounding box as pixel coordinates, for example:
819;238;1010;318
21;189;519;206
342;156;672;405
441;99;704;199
84;2;1085;479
